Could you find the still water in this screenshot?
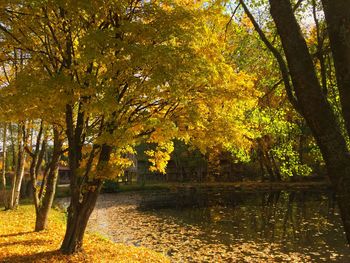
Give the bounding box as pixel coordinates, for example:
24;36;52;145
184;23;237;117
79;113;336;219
87;190;350;262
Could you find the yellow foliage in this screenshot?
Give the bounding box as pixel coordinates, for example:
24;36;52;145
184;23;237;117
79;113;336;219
0;205;169;263
0;0;259;179
145;141;174;174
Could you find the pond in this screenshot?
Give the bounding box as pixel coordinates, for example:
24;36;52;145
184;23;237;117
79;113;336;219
86;189;350;262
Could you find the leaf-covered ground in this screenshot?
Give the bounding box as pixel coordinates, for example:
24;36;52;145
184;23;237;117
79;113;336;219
84;192;349;262
0;204;169;263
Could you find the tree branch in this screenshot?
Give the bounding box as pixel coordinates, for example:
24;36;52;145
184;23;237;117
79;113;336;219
239;0;301;113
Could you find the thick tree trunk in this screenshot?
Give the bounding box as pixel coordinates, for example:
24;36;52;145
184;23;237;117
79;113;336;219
60;144;112;254
60;181;103;253
269;0;350;243
35;165;59;231
321;0;350;136
35;208;48;231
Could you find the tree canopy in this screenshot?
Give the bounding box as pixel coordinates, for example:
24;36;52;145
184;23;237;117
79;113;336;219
1;0;350;256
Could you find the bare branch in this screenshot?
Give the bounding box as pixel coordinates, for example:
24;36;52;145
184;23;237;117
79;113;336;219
239;0;301;113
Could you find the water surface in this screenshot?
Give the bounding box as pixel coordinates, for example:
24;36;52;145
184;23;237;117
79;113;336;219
87;190;350;262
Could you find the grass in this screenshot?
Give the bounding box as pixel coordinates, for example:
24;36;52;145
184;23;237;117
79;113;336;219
0;205;170;263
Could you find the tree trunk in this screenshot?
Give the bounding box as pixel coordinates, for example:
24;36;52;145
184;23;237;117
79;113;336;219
8;123;30;209
321;0;350;136
60;182;102;253
28;122;44;211
269;0;350;243
257;149;267;181
35;128;62;231
35;165;59;231
270;153;281;181
1;123;8;209
9;173;16;210
11;124;26;209
9;123;17;171
12;148;25;208
262;151;276;181
258;139;278;181
60;144;112;254
8;123;17;209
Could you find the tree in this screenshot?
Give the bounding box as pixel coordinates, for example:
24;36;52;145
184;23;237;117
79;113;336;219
0;0;255;253
240;0;350;243
1;123;8;209
0;48;29;210
24;122;64;231
321;0;350;136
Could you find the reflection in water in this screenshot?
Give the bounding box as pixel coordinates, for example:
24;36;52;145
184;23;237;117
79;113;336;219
87;191;350;262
